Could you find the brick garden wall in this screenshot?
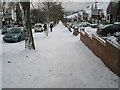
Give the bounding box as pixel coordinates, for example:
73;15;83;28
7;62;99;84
80;31;120;76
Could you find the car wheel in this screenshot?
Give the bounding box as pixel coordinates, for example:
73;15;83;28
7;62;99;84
106;33;112;37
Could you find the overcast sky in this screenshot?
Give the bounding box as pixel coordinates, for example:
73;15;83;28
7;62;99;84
32;2;94;12
62;2;86;11
62;2;95;11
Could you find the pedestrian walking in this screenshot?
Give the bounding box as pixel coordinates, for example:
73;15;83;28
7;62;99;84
43;23;47;32
43;23;48;36
50;23;53;32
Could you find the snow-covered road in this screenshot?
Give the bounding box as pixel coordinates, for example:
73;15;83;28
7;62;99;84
2;22;118;88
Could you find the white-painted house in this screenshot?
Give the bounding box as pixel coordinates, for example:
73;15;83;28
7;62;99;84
84;1;111;24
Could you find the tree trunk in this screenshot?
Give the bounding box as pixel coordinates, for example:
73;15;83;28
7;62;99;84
19;2;35;50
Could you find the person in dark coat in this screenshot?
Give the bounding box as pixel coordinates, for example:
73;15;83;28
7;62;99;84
50;23;53;32
43;23;47;32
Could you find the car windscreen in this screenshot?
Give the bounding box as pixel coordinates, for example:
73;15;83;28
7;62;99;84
8;28;21;33
35;25;42;27
99;24;112;29
39;25;42;27
6;25;11;28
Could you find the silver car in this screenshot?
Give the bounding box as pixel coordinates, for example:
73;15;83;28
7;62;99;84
34;23;44;32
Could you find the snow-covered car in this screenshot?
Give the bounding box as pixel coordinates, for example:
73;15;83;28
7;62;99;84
34;23;44;32
97;24;120;37
89;24;98;28
3;27;26;42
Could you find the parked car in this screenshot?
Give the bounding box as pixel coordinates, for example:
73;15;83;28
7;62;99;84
3;27;26;42
96;24;120;36
89;24;98;28
34;23;44;32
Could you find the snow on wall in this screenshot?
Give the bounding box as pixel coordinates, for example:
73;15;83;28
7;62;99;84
84;27;120;49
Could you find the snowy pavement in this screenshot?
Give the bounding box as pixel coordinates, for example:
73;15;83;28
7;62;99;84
2;22;118;88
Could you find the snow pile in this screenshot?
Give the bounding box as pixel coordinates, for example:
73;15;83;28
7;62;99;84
84;27;97;36
104;36;120;49
58;21;63;25
84;26;120;49
2;23;118;88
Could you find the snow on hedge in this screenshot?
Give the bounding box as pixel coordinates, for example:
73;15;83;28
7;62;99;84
84;27;97;36
84;26;120;49
105;36;120;50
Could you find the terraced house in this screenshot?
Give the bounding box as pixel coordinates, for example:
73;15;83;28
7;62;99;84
107;0;120;23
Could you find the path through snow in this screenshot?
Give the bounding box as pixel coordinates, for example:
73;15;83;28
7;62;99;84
2;22;118;88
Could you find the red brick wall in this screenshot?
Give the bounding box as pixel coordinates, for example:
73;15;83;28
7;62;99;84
80;31;120;76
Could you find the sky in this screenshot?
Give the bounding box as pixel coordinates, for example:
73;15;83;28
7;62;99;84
2;0;112;12
62;2;86;11
62;2;94;11
32;2;94;12
31;0;114;12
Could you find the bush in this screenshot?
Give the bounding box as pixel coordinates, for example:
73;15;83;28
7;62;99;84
114;32;120;44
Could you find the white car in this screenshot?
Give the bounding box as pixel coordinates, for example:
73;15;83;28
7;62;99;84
34;23;44;32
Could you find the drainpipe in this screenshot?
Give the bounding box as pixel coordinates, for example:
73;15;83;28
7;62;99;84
117;1;120;22
0;3;2;29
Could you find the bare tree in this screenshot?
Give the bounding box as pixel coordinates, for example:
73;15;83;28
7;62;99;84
42;2;64;24
19;1;35;50
42;2;54;23
1;2;6;20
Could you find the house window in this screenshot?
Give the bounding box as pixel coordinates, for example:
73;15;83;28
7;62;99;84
112;2;118;8
107;14;110;23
